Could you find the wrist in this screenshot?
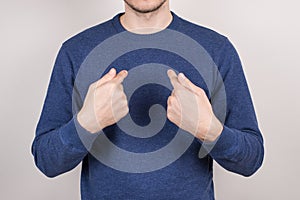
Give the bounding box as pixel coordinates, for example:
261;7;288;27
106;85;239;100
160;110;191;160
77;111;102;134
195;116;223;142
206;117;223;142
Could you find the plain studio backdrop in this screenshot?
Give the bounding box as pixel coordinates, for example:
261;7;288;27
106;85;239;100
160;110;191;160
1;0;299;199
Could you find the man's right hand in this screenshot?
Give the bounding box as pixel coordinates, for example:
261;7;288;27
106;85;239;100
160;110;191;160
77;68;129;133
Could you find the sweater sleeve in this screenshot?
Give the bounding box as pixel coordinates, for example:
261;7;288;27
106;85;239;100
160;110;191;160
31;45;99;178
201;38;264;177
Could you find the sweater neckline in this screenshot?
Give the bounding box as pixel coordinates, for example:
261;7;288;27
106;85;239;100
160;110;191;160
111;11;180;35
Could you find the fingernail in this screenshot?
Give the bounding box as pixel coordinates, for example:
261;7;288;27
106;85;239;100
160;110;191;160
179;73;185;79
109;68;115;75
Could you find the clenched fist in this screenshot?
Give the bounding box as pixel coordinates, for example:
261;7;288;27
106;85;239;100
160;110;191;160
77;68;129;133
167;69;223;142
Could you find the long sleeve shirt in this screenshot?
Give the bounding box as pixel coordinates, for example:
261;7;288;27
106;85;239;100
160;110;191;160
32;12;264;200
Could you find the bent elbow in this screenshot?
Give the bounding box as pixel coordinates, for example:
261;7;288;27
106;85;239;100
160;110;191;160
33;155;60;178
32;144;59;178
241;144;264;177
240;165;261;177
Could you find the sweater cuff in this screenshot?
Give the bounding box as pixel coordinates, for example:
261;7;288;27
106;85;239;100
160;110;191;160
201;126;239;160
59;114;101;152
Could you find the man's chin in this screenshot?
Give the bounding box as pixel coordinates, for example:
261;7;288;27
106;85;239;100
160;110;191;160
124;0;167;14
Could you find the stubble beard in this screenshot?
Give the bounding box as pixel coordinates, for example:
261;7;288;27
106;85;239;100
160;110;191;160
124;0;168;14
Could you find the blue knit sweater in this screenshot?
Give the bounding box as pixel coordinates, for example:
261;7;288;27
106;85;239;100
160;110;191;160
32;12;264;200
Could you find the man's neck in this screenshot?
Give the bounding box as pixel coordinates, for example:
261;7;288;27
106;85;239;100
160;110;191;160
120;3;172;34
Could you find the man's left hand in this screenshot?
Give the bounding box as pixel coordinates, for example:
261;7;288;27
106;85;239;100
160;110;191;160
167;69;223;142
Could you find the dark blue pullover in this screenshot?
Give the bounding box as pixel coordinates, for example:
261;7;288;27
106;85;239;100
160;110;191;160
32;12;264;200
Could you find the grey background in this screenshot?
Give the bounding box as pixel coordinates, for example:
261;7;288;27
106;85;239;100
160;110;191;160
0;0;299;199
